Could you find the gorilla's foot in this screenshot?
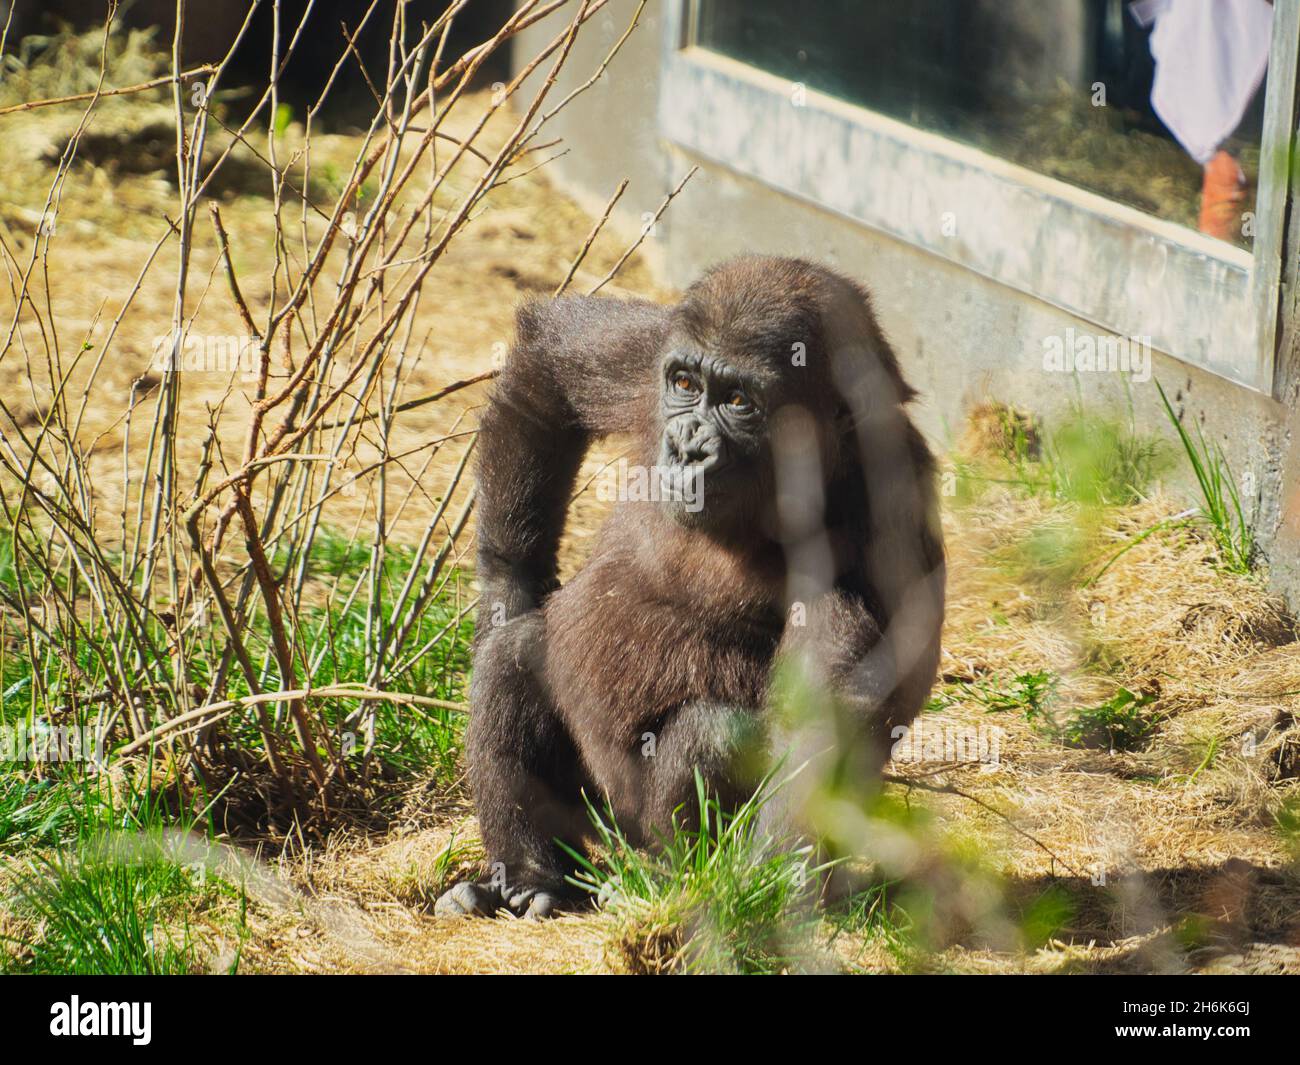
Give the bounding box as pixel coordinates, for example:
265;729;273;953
433;881;499;917
433;880;573;920
502;885;566;920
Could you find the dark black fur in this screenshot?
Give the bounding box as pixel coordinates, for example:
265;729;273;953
435;256;945;919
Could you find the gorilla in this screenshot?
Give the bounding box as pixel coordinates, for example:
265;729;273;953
436;255;945;919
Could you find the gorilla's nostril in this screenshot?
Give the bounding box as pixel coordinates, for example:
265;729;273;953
680;438;713;464
665;418;723;469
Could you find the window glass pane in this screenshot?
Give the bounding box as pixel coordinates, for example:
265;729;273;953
695;0;1270;250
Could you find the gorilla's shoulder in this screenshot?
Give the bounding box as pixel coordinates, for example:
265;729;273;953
514;294;670;352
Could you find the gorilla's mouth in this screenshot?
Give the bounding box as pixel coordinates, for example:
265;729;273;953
657;461;716;514
657;456;752;522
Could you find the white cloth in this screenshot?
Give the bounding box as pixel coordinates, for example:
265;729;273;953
1134;0;1273;164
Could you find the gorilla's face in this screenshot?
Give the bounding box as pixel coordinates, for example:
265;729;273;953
655;346;776;532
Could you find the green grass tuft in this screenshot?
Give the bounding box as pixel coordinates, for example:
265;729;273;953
565;770;829;974
2;823;250;975
1156;381;1254;573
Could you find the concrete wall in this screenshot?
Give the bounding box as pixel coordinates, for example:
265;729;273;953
512;1;1300;609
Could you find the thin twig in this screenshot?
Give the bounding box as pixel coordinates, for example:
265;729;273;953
0;65;218;116
588;165;698;294
554;179;628;296
882;772;1084;879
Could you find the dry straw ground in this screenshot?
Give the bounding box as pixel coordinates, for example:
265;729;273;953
174;482;1300;975
2;21;1299;975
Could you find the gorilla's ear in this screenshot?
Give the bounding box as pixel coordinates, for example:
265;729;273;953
833;402;855;438
813;272;915;419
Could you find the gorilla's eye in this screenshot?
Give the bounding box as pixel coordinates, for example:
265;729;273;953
671;372;700;396
725;390;753;412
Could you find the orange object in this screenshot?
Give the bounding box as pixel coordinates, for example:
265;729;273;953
1198;149;1246;240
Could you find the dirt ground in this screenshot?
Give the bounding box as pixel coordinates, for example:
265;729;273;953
4;80;1300;974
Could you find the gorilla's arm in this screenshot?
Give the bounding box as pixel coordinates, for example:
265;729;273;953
476;295;671;620
774;585;939;738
